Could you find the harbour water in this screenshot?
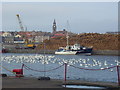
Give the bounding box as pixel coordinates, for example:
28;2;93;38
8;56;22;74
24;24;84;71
1;53;120;83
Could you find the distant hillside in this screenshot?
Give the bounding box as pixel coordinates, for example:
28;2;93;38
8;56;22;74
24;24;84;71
36;33;119;50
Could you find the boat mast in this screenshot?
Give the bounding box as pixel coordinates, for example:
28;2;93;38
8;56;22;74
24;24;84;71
66;20;69;46
66;31;69;46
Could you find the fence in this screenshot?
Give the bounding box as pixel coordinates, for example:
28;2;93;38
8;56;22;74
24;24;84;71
18;63;120;86
1;63;120;86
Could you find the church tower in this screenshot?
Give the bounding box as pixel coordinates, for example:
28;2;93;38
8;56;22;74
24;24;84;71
53;19;57;33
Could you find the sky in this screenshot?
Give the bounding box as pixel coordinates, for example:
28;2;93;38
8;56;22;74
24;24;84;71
1;0;120;2
1;1;118;33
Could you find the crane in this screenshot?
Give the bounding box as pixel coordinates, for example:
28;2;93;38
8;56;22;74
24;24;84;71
16;14;36;49
16;14;24;31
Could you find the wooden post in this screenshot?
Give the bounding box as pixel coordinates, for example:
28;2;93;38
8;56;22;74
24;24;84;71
64;63;67;87
117;66;120;86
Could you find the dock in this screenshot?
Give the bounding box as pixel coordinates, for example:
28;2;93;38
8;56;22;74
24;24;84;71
2;76;120;89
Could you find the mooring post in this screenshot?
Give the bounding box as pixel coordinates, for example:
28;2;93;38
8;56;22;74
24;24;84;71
21;64;24;75
22;64;24;69
64;63;67;87
117;65;120;86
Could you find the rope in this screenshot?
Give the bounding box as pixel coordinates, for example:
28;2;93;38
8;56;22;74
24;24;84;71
0;65;16;75
23;64;64;72
69;64;117;71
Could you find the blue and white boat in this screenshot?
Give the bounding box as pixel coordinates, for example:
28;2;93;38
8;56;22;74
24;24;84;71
55;43;93;55
55;22;93;55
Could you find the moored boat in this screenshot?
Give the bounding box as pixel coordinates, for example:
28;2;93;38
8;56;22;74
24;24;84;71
55;43;93;55
55;21;93;55
1;48;8;53
55;48;77;55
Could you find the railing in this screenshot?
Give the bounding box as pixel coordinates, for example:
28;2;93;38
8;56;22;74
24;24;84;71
1;63;120;86
21;63;120;86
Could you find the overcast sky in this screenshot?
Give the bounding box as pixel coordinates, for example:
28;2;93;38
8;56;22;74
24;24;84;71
2;2;118;33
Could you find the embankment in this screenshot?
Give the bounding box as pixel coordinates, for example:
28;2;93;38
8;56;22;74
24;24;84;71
7;49;55;54
92;50;119;56
6;49;120;56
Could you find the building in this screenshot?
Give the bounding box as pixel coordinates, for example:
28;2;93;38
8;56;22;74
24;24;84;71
35;36;50;43
2;36;14;44
14;34;24;44
0;36;2;43
52;19;57;33
106;31;120;34
2;32;12;37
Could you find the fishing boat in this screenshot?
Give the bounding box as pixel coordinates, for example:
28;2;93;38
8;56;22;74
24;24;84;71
55;29;92;55
1;49;8;53
55;48;77;55
1;47;8;53
73;44;93;55
55;43;93;55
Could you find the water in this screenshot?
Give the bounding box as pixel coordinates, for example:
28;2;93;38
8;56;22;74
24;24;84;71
62;85;106;89
1;53;120;83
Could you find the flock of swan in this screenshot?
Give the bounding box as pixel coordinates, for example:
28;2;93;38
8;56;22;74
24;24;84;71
1;54;120;72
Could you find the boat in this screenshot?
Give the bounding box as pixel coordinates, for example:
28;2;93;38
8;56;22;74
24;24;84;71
55;43;93;55
70;43;93;55
1;47;8;53
55;21;93;55
55;48;77;55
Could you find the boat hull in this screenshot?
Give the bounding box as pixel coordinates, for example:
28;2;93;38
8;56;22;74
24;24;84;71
55;43;93;55
76;48;93;54
1;49;8;53
55;51;77;55
76;53;92;56
55;48;93;55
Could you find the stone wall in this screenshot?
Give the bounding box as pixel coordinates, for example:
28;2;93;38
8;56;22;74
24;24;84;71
6;49;119;56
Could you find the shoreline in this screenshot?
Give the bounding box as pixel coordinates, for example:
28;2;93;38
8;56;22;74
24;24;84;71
2;76;120;89
5;49;120;56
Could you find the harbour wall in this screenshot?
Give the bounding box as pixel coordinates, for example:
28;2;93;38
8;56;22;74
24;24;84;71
6;49;120;56
7;49;55;54
92;50;119;56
